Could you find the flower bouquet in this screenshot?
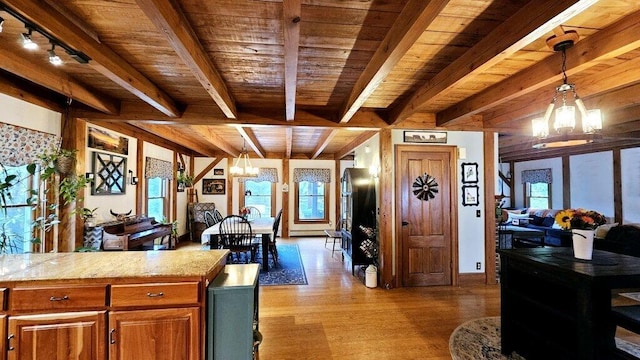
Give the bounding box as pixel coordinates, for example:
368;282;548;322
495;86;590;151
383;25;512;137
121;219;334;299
555;208;606;260
239;206;251;219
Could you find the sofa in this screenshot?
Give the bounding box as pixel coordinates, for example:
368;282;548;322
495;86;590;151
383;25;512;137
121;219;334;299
594;224;640;257
500;208;572;247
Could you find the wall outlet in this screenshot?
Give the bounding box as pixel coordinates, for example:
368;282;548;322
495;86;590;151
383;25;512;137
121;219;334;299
476;262;481;270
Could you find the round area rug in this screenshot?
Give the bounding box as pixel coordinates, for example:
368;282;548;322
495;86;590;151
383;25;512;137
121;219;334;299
449;316;640;360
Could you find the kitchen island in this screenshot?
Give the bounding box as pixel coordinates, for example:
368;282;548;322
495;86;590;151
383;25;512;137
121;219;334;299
0;250;228;360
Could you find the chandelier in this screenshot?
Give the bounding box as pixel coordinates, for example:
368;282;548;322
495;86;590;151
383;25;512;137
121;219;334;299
229;140;259;177
531;28;602;149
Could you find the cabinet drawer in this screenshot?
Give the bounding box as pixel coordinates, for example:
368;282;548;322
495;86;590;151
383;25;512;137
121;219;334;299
110;282;199;307
10;285;107;312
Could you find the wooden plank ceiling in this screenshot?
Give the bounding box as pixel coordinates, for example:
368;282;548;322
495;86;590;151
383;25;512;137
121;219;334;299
1;0;640;161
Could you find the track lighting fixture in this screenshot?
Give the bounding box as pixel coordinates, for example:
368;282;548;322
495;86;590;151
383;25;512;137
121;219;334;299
48;44;63;66
21;28;38;50
0;17;4;33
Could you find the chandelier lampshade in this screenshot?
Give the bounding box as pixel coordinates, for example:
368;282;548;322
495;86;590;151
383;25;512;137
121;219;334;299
532;27;602;149
230;140;259;177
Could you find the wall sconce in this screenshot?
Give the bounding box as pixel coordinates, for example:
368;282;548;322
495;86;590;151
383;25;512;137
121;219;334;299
365;145;371;153
282;183;289;192
369;165;380;178
85;172;94;181
128;170;138;185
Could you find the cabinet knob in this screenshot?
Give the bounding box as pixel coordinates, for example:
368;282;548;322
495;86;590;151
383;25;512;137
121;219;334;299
49;295;69;302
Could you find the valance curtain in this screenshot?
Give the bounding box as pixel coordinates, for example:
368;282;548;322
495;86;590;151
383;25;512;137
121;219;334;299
0;122;60;167
145;157;173;179
237;168;279;183
293;168;331;183
521;168;552;184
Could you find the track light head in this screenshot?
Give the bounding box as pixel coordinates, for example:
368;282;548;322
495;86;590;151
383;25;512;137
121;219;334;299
48;44;62;66
21;28;38;50
0;17;4;33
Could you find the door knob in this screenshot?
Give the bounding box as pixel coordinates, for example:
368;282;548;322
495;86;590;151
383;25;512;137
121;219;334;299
402;221;409;226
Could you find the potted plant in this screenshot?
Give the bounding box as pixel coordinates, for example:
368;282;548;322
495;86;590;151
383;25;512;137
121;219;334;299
37;148;77;176
80;207;98;227
555;208;606;260
177;173;193;187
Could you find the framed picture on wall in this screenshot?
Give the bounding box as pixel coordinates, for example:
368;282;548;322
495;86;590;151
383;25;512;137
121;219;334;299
91;151;127;195
203;178;225;195
462;185;480;206
403;130;447;144
461;162;479;183
88;127;129;155
213;168;224;176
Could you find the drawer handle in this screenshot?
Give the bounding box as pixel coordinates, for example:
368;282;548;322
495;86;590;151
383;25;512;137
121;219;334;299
146;292;164;298
49;295;69;302
109;329;116;344
7;334;14;351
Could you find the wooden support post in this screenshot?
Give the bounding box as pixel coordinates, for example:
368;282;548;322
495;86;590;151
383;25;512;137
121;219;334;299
378;129;393;288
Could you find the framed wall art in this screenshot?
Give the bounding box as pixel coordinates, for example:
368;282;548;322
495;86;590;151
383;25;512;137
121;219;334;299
403;130;447;144
461;162;479;183
203;178;225;195
88;127;129;155
462;185;480;206
91;151;127;195
213;168;224;176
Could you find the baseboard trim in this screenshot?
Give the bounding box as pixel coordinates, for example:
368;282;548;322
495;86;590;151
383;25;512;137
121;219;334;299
458;272;487;286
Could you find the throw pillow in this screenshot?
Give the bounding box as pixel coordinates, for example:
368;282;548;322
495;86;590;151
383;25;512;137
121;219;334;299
530;215;544;226
542;216;555;228
595;223;619;239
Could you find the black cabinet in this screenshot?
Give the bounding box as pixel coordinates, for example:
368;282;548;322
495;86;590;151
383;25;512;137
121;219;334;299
341;168;376;275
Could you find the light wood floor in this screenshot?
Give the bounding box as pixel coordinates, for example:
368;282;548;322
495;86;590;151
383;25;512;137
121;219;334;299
255;237;500;360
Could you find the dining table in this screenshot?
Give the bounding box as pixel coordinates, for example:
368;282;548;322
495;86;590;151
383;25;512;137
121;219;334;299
201;217;275;271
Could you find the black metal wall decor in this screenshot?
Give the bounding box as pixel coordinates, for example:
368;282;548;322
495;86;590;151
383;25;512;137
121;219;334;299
412;173;439;201
91;151;126;195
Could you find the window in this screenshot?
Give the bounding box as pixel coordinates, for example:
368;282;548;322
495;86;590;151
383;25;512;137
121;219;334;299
147;177;169;221
295;181;328;223
0;165;37;253
525;182;551;209
239;180;275;217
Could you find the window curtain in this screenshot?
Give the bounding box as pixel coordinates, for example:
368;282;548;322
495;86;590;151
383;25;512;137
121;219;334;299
145;157;173;179
293;168;331;183
0;122;60;167
521;168;552;184
237;168;279;183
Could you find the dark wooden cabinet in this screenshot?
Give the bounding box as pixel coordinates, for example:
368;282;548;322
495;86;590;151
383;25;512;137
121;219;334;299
341;168;376;275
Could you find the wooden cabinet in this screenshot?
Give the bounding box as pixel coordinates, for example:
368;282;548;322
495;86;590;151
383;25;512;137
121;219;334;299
109;307;199;360
7;311;106;360
341;168;376;275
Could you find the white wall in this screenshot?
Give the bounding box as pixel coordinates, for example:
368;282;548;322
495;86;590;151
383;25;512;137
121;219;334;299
513;158;563;209
83;123;138;224
621;147;640;224
0;93;61;135
570;152;614;219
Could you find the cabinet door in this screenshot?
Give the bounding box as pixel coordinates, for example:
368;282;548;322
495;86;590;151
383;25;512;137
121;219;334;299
0;315;5;360
7;311;106;360
109;307;199;360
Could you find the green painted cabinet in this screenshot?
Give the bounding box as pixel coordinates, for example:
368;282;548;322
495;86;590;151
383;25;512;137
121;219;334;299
207;264;260;360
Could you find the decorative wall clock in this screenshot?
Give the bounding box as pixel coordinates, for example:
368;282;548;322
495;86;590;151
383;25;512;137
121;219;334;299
412;173;439;201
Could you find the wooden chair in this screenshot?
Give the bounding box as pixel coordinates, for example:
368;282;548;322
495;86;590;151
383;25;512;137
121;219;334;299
219;215;257;263
204;211;216;227
246;206;261;220
269;209;283;267
213;209;224;224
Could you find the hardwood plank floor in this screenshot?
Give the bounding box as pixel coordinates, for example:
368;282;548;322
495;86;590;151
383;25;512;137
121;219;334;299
257;237;500;359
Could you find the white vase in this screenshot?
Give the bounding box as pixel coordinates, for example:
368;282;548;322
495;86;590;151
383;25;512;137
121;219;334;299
572;229;595;260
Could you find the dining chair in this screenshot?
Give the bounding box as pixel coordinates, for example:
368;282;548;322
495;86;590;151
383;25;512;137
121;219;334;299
324;219;342;256
269;209;283;267
204;210;216;227
213;209;224;224
246;206;262;220
219;215;257;263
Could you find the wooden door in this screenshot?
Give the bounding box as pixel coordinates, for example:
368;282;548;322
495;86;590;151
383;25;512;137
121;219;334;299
397;146;455;287
109;307;199;360
7;311;106;360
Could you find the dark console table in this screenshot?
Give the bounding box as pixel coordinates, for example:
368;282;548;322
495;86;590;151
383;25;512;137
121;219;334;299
499;247;640;360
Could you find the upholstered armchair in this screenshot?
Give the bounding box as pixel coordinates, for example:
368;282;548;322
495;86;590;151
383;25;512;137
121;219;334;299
187;202;216;242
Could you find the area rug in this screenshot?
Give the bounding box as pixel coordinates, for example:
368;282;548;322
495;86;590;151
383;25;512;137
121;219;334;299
258;244;308;286
449;316;640;360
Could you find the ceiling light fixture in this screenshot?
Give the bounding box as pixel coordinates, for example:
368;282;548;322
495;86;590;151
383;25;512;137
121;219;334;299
0;17;5;33
48;44;63;66
230;140;259;178
531;27;603;149
21;27;38;50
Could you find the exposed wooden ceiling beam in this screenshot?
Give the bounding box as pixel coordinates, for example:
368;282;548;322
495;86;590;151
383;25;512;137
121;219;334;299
0;70;64;113
194;126;240;158
0;43;119;114
438;10;640;126
500;138;640;162
337;0;450;124
89;121;195;156
389;0;598;125
236;127;265;158
128;122;219;157
285;128;293;159
2;0;181;117
334;131;378;160
135;0;237;119
311;129;338;159
283;0;301;121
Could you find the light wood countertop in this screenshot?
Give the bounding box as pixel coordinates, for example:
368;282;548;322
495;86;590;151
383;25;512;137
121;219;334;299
0;250;229;282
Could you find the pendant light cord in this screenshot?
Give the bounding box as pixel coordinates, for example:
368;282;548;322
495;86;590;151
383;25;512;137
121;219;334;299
561;49;568;85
